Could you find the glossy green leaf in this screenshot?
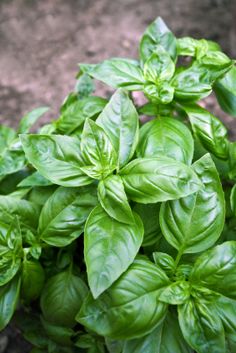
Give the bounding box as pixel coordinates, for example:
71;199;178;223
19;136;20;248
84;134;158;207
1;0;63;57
133;203;161;247
75;73;95;98
214;295;236;335
158;281;190;305
160;154;225;253
55;96;107;135
191;241;236;299
80;59;145;90
39;184;97;247
77;257;169;339
139;17;177;63
18;107;49;134
137;117;194;164
20;134;92;187
41;317;74;346
120;157;202;203
177;37;221;57
143;82;174;104
178;298;225;353
0;275;21;330
84;205;143;298
0;149;26;181
230;184;236;215
96;89;139;167
18;171;52;187
214;66;236;117
123;311;191;353
0;125;16;153
21;259;45;302
40;269;88;327
183;104;229;159
0;195;39;230
80;119;118;179
143;46;175;83
98;175;134;224
153;252;175;276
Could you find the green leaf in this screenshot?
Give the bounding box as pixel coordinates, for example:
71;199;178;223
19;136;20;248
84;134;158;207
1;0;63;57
177;37;221;57
80;119;118;179
143;46;175;83
183;104;229;159
80;59;145;90
84;205;143;298
0;125;16;153
39;185;97;247
18;107;49;134
230;184;236;215
139;17;177;63
158;281;190;305
137;117;194;165
153;252;175;276
133;203;161;247
120;157;202;203
98;175;134;224
123;311;191;353
41;316;74;346
190;241;236;299
0;275;21;330
0;149;26;181
55;96;107;135
18;171;52;187
21;259;45;302
214;295;236;335
143;82;174;104
178;297;225;353
0;195;39;230
20;134;92;187
0;221;22;286
75;73;95;98
214;66;236;117
160;154;225;253
96;89;139;168
77;257;169;339
40;269;88;327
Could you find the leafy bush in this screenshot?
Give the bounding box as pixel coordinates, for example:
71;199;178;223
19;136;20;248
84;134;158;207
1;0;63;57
1;17;236;353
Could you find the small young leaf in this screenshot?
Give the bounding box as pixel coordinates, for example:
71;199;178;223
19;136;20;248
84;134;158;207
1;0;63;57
84;205;143;298
18;107;49;134
214;66;236;117
139;17;177;63
96;89;139;167
21;259;45;302
98;175;134;224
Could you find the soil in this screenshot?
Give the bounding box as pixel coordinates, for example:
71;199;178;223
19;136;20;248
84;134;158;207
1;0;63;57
0;0;235;352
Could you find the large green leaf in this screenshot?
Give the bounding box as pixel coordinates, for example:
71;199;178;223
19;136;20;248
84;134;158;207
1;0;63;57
40;269;88;327
77;257;169;339
190;241;236;299
80;59;145;90
139;17;177;63
55;96;107;135
160;154;225;253
183;104;229;159
39;185;97;247
214;66;236;117
18;107;49;134
80;119;118;179
123;311;191;353
20;134;92;187
0;125;16;153
137;117;194;165
120;157;202;203
178;297;225;353
98;175;134;224
0;275;21;330
84;206;143;298
96;89;139;168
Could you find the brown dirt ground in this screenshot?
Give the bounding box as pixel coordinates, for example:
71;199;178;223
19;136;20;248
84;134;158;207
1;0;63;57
0;0;235;352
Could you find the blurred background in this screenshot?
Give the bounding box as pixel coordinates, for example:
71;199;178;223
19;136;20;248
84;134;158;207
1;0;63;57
0;0;235;129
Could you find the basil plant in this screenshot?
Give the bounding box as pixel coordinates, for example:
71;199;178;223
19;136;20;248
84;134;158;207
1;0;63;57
1;17;236;353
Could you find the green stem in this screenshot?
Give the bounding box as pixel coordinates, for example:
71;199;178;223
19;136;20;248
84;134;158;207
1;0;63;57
174;248;184;271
